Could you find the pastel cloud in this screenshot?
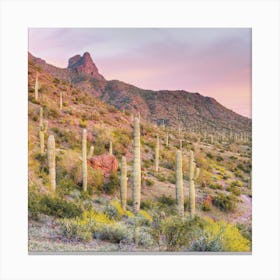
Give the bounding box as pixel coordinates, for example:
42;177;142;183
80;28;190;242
28;28;251;117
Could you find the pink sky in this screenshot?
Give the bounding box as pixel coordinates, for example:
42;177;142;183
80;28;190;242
29;28;251;118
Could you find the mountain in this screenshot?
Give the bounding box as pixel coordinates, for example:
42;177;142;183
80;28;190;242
28;52;251;133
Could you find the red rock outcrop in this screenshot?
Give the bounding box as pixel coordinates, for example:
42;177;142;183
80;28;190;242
88;154;118;178
67;52;105;80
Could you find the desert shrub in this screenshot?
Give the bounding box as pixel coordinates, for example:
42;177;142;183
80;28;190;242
40;195;83;218
206;152;213;159
140;199;155;210
226;185;241;196
236;222;252;241
208;183;223;190
216;155;224;162
104;204;121;221
201;200;211;211
159;216;205;251
99;223;133;244
56;176;77;196
145;178;154;187
28;187;41;220
230;180;243;188
139;210;153;223
212;194;237;212
73;165;104;190
79;119;88;128
190;232;223;251
58;218;92;242
101;172;119;194
134;227;154;248
157;195;176;206
43;106;60;119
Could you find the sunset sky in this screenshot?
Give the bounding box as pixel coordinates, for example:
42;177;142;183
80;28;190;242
28;28;251;117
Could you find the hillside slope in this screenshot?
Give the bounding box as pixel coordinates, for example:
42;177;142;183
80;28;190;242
28;52;251;134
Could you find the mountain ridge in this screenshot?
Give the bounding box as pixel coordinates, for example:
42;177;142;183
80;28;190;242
28;51;251;133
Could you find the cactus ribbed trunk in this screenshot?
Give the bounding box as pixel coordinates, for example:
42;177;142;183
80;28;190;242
59;92;63;110
155;134;159;172
120;156;127;211
47;135;56;192
189;150;196;218
39;107;43;128
165;133;169;147
39;131;45;154
35;72;39;101
88;145;94;158
176;150;184;217
82;129;87;191
109;140;113;155
133;117;141;212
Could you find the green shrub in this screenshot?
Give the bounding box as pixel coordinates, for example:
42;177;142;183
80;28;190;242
145;178;154;187
100;172;119;194
212;194;237;212
99;223;133;244
226;185;241;196
230;180;243;188
58;218;92;242
157;195;176;206
134;227;154;248
40;195;83;218
28;188;41;220
104;204;121;221
208;183;223;190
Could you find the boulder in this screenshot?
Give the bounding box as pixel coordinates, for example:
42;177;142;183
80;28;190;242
88;154;118;178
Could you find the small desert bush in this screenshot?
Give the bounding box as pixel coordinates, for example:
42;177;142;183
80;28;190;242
157;195;176;206
226;185;241;196
100;172;118;194
190;219;251;252
212;194;237;212
39;194;83;218
58;218;92;242
99;223;134;244
230;180;243;188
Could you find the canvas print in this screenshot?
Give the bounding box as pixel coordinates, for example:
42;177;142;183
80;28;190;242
28;28;252;253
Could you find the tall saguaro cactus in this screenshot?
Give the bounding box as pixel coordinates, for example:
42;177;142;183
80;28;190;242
120;156;128;210
189;150;200;218
35;72;39;101
47;135;56;192
133;117;141;212
176;150;184;217
39;107;48;154
82;129;88;191
165;133;169;147
155;134;159;172
88;145;94;158
59;92;63;110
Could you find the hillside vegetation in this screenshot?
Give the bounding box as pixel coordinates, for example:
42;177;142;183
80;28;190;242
28;54;252;253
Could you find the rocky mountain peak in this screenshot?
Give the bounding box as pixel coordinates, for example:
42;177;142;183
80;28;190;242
67;52;105;80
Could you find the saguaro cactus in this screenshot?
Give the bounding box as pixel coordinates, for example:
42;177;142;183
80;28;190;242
175;150;184;217
82;129;88;191
120;156;128;210
35;72;39;101
189;150;200;218
59;92;63;110
109;140;113;155
39;107;48;154
165;133;169;147
155;134;159;172
88;145;94;158
47;135;56;192
132;117;141;212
